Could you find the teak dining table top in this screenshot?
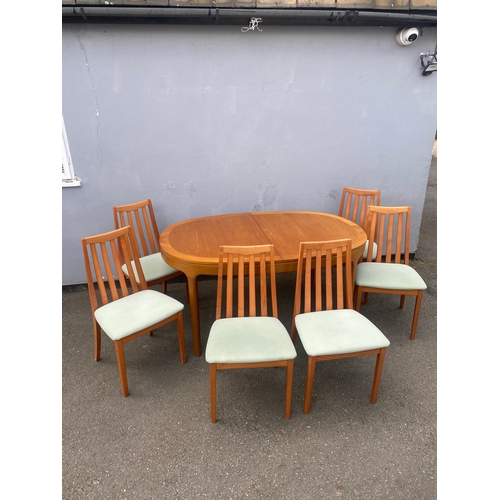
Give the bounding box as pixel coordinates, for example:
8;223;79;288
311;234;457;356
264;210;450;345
160;211;367;356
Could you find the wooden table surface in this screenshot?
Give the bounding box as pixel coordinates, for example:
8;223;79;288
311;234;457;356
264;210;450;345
160;211;367;356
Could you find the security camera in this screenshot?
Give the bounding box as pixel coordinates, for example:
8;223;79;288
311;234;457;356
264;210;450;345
396;27;419;46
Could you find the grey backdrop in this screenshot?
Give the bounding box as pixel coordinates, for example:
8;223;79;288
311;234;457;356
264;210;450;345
62;23;437;286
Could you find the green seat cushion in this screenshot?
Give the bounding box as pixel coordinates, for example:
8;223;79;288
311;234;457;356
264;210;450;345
356;262;427;290
94;289;184;341
122;252;179;284
362;240;378;260
295;309;390;357
205;317;297;364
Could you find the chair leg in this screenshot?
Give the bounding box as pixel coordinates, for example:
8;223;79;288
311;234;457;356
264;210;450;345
363;292;369;304
290;320;297;344
114;340;129;397
370;348;386;403
355;287;363;312
177;313;187;364
93;319;101;362
303;356;317;414
210;364;217;423
410;291;424;340
162;281;167;294
285;360;294;419
399;295;405;309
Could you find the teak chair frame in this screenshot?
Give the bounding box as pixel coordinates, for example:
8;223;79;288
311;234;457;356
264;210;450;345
113;199;184;294
338;187;381;236
81;226;186;397
292;239;387;414
209;244;295;423
355;205;424;340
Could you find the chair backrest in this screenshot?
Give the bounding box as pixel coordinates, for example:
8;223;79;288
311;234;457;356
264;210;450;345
365;206;411;265
113;199;160;258
293;239;353;320
338;187;381;232
215;244;278;320
81;226;148;314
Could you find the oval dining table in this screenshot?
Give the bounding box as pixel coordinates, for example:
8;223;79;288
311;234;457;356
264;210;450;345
159;211;367;357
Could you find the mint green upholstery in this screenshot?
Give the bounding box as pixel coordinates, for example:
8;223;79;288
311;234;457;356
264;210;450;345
362;241;378;260
295;309;390;357
94;289;184;341
206;317;297;364
122;252;179;284
356;262;427;291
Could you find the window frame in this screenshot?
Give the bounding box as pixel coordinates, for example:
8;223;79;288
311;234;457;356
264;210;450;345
62;116;81;187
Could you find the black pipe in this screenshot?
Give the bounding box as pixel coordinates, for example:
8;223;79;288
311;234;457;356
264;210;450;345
62;6;437;26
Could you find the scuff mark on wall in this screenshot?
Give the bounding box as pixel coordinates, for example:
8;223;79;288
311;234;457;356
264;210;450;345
78;28;103;166
263;183;280;207
185;181;197;198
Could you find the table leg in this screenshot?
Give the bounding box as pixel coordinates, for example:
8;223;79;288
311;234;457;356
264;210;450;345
187;275;201;356
351;246;364;303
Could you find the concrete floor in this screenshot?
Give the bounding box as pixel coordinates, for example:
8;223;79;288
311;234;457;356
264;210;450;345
62;148;436;499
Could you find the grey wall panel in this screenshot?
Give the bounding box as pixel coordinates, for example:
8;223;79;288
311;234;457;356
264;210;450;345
62;24;437;285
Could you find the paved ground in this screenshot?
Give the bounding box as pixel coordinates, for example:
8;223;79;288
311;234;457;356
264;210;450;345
62;147;437;499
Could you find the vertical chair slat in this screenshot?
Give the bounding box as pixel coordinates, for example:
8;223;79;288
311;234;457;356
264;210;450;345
216;246;225;320
110;236;130;297
315;248;322;312
237;255;245;316
325;248;333;311
344;241;353;309
304;248;312;313
132;209;147;255
404;207;411;265
248;254;256;317
376;214;384;262
335;245;344;309
386;214;394;263
345;195;353;221
351;194;359;224
226;254;234;318
90;244;108;305
259;251;269;317
119;231;143;293
359;196;368;228
140;205;156;254
395;212;403;263
100;241;120;301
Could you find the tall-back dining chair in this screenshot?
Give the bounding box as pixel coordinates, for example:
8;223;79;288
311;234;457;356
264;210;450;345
291;239;390;414
113;199;185;295
81;226;186;397
338;187;381;261
205;244;297;423
354;206;427;340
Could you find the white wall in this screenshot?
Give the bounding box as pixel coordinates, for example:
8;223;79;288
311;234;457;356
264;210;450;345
62;23;437;285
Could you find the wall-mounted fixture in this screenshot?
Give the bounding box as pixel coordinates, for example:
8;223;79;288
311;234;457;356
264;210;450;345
396;27;419;46
420;49;437;76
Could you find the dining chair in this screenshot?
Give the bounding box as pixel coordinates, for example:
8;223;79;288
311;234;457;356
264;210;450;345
205;244;297;423
338;187;381;261
291;239;390;414
354;205;427;340
81;226;186;397
113;199;185;295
